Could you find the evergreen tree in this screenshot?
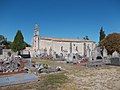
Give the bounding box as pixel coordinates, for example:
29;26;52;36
85;36;89;40
83;36;89;40
99;27;106;42
11;30;26;52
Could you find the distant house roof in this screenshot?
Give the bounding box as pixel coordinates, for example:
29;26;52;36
39;37;95;43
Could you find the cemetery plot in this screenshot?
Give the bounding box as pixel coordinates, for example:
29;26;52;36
0;55;31;75
1;59;120;90
0;73;38;86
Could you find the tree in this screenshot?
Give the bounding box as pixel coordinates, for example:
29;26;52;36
83;36;89;40
11;30;26;52
99;27;106;42
0;39;7;45
0;39;9;49
99;33;120;55
6;41;12;49
0;35;5;44
0;35;12;49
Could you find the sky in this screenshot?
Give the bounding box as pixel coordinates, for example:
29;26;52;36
0;0;120;44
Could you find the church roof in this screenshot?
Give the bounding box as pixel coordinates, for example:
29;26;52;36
39;37;95;43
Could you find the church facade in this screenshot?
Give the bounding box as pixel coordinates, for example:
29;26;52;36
31;24;96;57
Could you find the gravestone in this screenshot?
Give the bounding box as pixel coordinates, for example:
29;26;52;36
87;47;103;67
0;73;38;86
103;47;107;57
110;57;120;66
102;47;110;64
91;47;103;61
110;51;120;66
66;53;78;63
86;45;91;57
112;51;119;57
52;52;56;60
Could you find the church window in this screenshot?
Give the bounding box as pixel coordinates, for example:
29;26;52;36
76;46;78;51
61;46;63;51
60;53;63;56
73;56;76;59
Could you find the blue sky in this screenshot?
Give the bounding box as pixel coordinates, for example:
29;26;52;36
0;0;120;44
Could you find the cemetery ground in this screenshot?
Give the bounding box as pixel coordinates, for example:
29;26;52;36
1;59;120;90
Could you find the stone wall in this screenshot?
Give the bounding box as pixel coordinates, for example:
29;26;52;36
35;39;96;57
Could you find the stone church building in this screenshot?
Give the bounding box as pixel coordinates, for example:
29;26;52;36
31;24;96;57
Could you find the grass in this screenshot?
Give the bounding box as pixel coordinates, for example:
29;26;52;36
39;73;68;90
31;59;79;73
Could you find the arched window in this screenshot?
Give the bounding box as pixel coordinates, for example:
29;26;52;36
73;56;76;59
96;56;102;59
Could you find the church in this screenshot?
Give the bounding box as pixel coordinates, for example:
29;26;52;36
31;24;96;57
